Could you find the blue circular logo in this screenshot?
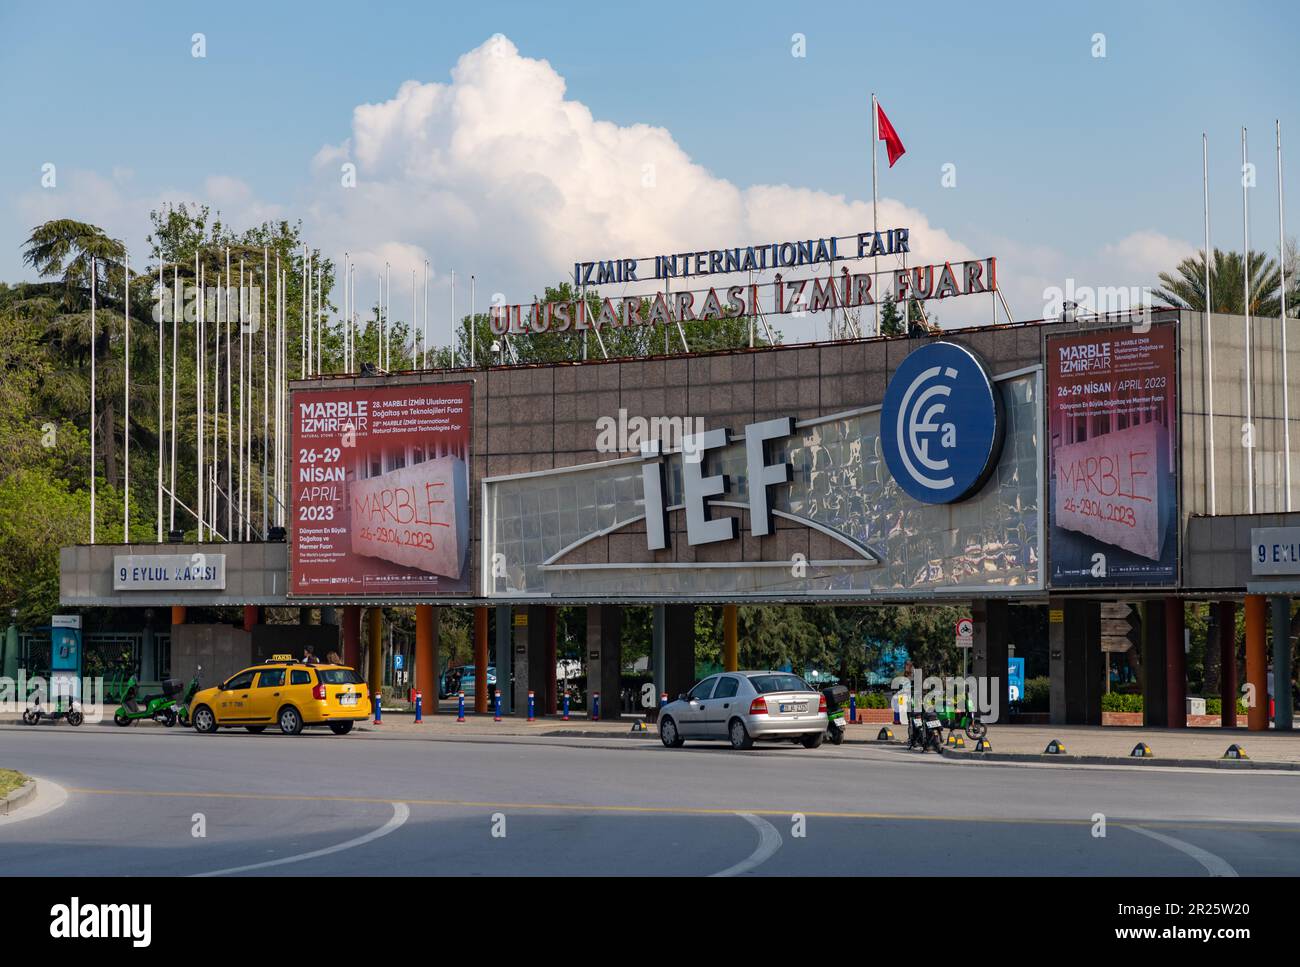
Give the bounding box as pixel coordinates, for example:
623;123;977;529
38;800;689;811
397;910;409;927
879;342;1004;504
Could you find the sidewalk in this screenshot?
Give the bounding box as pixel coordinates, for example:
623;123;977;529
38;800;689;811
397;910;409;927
6;705;1298;765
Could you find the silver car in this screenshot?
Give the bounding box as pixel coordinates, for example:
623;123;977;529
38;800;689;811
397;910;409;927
658;671;828;750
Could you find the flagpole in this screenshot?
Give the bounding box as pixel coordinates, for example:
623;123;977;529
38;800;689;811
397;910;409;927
1278;119;1291;511
470;274;476;367
1202;133;1217;517
225;248;233;540
385;261;391;369
450;270;457;366
423;259;430;369
90;257;96;545
1243;126;1255;513
170;265;179;534
213;271;222;541
316;262;323;376
156;255;163;543
871;92;880;337
123;251;130;543
197;255;204;541
412;268;417;369
263;247;269;533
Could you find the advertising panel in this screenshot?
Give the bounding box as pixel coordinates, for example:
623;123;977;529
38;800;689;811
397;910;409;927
1047;325;1177;588
290;383;472;596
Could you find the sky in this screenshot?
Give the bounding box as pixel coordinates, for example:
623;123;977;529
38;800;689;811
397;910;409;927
1;0;1298;341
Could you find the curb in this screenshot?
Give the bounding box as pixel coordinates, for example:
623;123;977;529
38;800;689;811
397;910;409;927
938;747;1300;771
0;779;36;816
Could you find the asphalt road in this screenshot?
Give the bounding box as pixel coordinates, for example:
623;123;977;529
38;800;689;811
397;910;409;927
2;726;1299;876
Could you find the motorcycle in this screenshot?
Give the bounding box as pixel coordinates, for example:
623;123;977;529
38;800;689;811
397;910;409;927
168;667;203;728
114;676;184;727
822;684;849;745
935;696;988;741
906;702;943;753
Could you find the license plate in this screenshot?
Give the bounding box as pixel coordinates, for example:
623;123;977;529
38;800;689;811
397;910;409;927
912;717;922;725
830;712;846;723
780;703;808;713
339;693;357;706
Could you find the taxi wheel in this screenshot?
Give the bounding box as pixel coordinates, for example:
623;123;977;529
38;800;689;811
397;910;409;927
245;726;267;734
192;705;217;734
278;705;304;736
329;721;354;735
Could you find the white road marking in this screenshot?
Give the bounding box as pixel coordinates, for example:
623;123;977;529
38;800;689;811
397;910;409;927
0;778;67;827
710;812;783;877
1125;824;1238;877
193;801;410;877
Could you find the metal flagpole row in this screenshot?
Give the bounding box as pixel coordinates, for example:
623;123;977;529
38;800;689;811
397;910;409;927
1242;127;1255;514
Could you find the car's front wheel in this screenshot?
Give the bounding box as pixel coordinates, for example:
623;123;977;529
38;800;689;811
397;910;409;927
278;705;304;736
329;721;354;735
659;715;685;748
192;705;217;733
728;718;754;750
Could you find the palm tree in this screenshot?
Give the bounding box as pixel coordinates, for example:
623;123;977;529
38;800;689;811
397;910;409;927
1153;248;1292;317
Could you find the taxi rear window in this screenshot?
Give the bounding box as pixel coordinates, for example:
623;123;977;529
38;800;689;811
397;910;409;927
317;668;361;685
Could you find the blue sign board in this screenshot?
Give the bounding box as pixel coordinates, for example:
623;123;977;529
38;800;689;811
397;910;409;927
393;654;405;671
880;342;1004;504
1007;657;1025;703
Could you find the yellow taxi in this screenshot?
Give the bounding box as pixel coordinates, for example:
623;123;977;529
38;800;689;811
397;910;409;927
189;655;372;736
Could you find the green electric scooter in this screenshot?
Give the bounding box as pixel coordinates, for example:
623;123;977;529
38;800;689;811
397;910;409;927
114;676;184;727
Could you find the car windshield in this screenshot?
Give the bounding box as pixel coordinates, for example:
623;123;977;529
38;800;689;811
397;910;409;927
748;674;811;694
317;668;361;684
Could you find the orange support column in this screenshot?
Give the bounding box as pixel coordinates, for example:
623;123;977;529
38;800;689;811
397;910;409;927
171;606;187;626
242;605;260;633
342;606;362;669
1245;595;1268;731
474;606;490;714
415;605;436;716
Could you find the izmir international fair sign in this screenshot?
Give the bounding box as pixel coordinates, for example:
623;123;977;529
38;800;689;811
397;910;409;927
490;228;998;334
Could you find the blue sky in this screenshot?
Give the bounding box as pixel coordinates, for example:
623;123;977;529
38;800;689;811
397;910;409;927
2;0;1297;332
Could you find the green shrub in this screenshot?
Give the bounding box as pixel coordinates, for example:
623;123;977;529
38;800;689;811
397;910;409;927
1022;676;1051;712
1102;692;1143;713
855;691;891;709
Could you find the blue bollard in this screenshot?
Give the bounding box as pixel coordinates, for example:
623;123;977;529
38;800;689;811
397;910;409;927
414;690;423;724
849;693;857;724
493;689;502;722
592;691;601;721
527;690;535;722
562;693;570;721
373;692;382;725
457;691;465;723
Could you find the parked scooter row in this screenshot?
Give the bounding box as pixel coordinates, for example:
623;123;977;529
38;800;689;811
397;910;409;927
113;667;202;728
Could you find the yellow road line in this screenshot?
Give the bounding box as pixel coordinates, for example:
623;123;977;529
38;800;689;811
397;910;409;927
63;787;1300;834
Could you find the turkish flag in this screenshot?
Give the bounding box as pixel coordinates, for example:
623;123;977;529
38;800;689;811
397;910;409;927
876;101;906;168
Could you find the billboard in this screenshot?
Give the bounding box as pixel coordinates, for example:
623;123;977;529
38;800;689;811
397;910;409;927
290;383;472;596
1047;325;1177;588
